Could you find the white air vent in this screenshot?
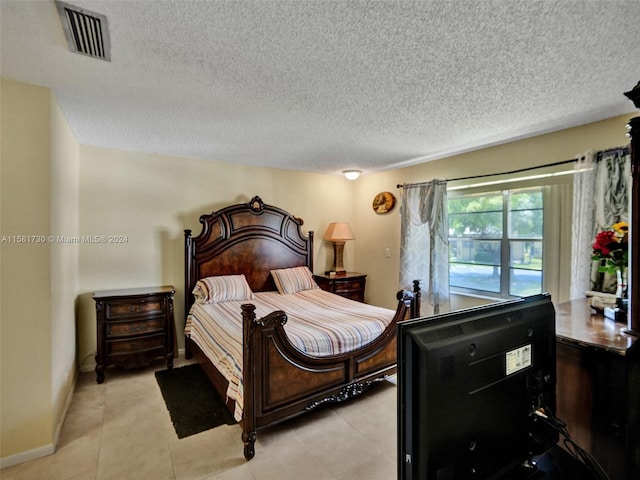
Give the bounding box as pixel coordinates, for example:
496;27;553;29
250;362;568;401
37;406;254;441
55;1;110;61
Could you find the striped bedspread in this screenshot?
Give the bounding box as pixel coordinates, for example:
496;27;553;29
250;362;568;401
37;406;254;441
184;289;396;420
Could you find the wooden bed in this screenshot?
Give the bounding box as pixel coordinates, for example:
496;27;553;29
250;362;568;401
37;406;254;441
184;196;420;460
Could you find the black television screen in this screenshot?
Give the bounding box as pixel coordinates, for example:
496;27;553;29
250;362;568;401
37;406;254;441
398;294;558;480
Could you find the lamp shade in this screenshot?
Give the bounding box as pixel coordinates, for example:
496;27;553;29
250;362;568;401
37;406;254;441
324;222;355;241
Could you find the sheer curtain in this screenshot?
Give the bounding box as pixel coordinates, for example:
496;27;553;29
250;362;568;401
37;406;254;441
399;180;449;315
570;152;596;299
570;148;630;297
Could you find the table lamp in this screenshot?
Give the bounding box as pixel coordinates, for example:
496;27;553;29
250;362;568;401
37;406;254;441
324;222;354;274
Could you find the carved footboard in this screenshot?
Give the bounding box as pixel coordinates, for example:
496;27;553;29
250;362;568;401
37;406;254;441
239;288;417;460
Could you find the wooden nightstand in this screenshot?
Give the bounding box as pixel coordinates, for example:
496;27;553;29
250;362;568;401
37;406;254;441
93;286;176;383
313;272;366;302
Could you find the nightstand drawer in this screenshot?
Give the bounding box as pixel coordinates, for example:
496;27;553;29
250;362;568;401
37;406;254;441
107;333;166;355
334;279;365;292
107;317;165;338
341;291;365;302
106;300;164;319
313;273;366;303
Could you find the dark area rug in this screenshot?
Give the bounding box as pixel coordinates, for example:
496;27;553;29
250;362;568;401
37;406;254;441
155;363;236;439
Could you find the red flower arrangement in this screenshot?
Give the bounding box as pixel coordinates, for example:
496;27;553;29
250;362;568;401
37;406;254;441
592;222;629;275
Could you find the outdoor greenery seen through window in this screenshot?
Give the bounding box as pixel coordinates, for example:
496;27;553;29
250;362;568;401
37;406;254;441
448;188;543;297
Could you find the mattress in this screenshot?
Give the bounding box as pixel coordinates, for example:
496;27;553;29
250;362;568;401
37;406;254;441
184;289;395;420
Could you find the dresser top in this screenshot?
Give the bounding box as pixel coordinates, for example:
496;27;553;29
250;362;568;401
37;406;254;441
555;299;637;355
313;272;366;280
93;285;175;299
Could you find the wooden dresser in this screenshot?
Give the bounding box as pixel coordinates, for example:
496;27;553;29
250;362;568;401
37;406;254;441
93;286;176;383
554;299;639;480
313;272;366;302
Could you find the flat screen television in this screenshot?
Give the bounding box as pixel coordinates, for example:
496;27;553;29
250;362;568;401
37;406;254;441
398;294;558;480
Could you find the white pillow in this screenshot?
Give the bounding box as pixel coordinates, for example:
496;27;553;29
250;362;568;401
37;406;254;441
193;274;254;304
271;266;319;294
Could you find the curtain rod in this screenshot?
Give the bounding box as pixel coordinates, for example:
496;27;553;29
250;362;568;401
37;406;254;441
396;145;631;189
595;145;630;159
396;158;578;189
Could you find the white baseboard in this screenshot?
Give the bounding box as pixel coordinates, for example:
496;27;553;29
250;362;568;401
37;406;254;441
1;369;77;470
0;443;55;470
52;369;78;450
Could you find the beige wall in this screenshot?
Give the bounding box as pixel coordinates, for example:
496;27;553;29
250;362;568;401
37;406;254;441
1;80;52;459
1;79;54;459
50;94;80;445
352;114;634;310
1;79;79;464
76;146;357;369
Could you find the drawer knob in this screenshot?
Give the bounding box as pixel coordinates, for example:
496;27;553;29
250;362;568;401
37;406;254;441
129;324;144;332
129;305;144;313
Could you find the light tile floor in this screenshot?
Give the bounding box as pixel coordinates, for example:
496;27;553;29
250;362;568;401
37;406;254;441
1;357;398;480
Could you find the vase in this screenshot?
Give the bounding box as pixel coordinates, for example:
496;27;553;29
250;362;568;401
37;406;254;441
615;268;628;313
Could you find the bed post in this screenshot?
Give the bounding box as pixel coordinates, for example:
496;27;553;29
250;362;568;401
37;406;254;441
184;229;193;359
308;231;314;272
240;304;289;461
241;304;257;461
412;280;421;318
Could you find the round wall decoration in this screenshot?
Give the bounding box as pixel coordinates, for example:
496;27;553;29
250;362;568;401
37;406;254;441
372;191;396;214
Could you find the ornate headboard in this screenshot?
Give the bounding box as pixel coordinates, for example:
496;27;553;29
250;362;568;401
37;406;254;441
184;196;314;315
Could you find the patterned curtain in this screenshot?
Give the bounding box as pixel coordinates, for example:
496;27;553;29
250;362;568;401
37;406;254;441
592;148;631;292
570;147;630;297
399;180;449;315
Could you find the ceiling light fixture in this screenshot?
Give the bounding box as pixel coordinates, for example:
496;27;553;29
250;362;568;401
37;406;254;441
343;170;361;180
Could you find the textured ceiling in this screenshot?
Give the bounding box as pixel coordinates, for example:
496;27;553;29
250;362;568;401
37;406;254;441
2;0;639;177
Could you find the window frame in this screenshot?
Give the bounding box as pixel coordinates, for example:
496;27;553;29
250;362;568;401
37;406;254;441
447;187;544;299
